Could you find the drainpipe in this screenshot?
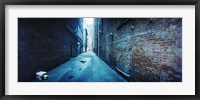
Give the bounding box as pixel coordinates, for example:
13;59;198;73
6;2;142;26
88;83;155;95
97;19;100;56
116;67;131;77
98;31;100;56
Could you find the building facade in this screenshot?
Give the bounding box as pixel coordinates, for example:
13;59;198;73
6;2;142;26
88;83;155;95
94;18;182;82
82;29;88;52
18;18;84;82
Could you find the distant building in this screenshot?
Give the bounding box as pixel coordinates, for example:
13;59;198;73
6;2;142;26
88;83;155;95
85;24;94;52
83;29;88;52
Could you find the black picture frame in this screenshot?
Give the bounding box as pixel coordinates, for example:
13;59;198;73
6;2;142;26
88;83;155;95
0;0;199;100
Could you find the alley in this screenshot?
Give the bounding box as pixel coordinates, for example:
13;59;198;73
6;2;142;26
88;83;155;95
33;51;127;82
19;18;182;82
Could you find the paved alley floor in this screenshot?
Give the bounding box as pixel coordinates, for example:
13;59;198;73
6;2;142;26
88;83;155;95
33;51;127;82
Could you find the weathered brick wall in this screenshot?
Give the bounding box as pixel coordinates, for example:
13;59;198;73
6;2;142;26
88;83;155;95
98;18;182;82
18;18;83;82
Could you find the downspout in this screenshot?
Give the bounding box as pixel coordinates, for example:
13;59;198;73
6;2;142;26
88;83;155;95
116;67;131;77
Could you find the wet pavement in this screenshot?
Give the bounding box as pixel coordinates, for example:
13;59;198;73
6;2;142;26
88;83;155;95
32;51;127;82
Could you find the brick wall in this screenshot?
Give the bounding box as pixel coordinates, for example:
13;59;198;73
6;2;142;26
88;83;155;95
97;18;182;82
18;18;83;82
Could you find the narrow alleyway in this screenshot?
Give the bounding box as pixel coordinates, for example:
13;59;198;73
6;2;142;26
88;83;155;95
33;51;127;82
19;18;182;82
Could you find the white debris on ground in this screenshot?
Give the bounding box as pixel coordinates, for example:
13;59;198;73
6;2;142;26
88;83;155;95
36;71;50;80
